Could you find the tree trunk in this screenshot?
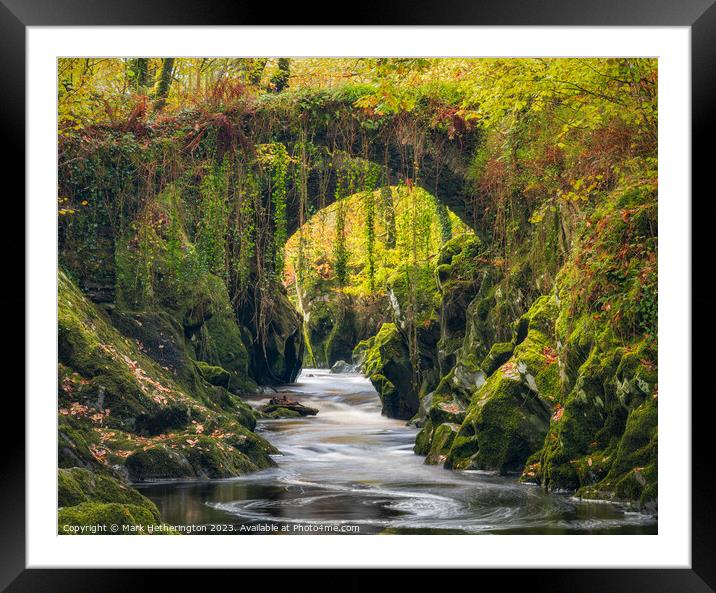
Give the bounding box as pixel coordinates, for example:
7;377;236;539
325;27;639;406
153;58;175;112
131;58;150;91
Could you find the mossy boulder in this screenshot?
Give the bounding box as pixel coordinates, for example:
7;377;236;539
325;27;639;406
58;467;160;521
446;364;552;473
58;502;159;535
354;322;417;420
425;423;460;465
444;295;560;474
196;361;231;388
261;407;303;419
125;431;270;482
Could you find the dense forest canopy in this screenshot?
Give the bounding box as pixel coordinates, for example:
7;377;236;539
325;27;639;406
57;57;658;531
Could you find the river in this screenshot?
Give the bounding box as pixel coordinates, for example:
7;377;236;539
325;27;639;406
136;369;657;535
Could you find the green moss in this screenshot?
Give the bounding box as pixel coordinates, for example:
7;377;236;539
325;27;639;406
221;426;278;467
135;403;191;436
481;341;514;376
446;364;551;473
125;428;275;482
356;323;418;419
425;423;460;465
196;361;231;388
58;502;159;535
58;468;160;521
125;446;196;481
179;435;259;478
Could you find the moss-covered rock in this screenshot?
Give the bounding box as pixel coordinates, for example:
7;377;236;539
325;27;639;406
425;423;460;465
58;502;159;535
58;269;278;486
444;295;560;474
124;423;277;482
354;322;417;420
446;364;552;473
262;407;303;419
481;342;514;377
196;361;231;388
191;274;257;394
58;467;160;521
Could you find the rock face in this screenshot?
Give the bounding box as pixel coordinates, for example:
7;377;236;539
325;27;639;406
58;269;278;496
354;323;418;420
524;304;658;507
408;186;658;509
434;235;483;374
305;292;391;368
240;283;304;385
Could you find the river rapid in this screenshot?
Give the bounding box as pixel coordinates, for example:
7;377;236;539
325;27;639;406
137;369;657;535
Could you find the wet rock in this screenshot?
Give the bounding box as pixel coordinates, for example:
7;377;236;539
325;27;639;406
260;397;319;417
240;282;304;385
330;360;355;374
354;323;418;420
444;296;559;474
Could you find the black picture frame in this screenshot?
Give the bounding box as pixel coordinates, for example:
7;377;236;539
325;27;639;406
4;1;712;590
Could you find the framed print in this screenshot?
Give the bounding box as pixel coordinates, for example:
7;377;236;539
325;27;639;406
4;0;713;589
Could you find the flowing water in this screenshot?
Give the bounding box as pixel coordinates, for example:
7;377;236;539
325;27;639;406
137;369;657;535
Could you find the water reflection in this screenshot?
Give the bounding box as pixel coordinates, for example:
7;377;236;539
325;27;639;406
137;369;657;535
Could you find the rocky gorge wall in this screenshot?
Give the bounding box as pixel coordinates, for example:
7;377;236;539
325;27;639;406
356;182;658;510
57;265;286;531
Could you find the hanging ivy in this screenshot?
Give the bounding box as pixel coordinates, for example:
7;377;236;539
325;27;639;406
197;157;230;277
255;142;290;276
333;168;349;286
